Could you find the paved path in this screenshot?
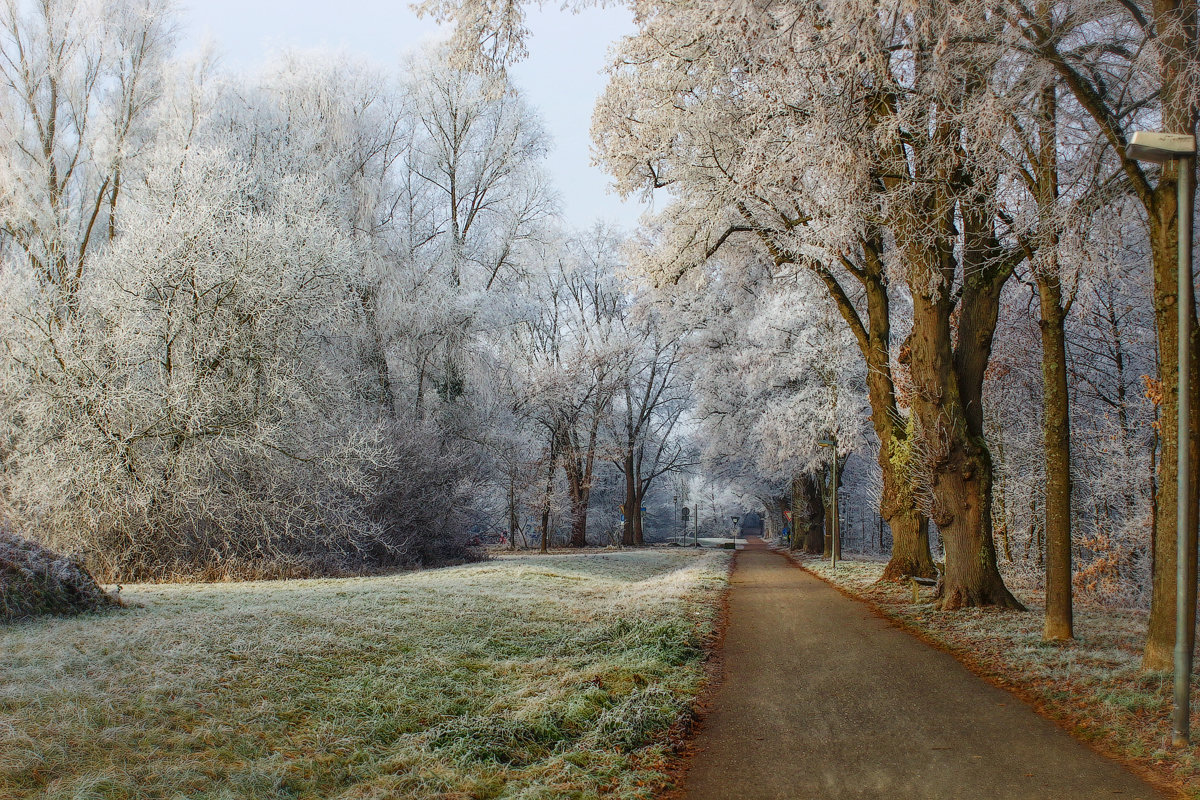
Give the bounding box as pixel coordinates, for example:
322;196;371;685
681;540;1167;800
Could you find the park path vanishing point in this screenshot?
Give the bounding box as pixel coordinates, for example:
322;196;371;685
680;539;1168;800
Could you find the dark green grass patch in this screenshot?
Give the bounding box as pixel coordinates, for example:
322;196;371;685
0;550;729;800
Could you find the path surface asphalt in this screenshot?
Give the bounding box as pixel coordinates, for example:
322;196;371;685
681;540;1167;800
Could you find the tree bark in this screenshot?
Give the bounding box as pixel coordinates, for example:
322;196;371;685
788;474;804;552
1030;77;1075;641
901;191;1024;610
568;497;588;547
802;472;826;554
816;235;936;580
621;450;636;546
821;463;837;558
769;497;787;544
1143;158;1199;669
1039;275;1074;639
788;473;825;554
508;476;518;552
632;493;645;545
538;447;555;554
1142;0;1199;670
881;510;936;581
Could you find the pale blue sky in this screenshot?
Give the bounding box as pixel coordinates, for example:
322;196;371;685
179;1;646;231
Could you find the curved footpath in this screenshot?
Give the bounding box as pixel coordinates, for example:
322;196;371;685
680;539;1168;800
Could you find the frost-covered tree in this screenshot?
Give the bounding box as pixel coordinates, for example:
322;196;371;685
0;0;175;318
0;28;534;577
1000;0;1199;668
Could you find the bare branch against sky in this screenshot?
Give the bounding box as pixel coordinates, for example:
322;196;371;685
179;0;643;229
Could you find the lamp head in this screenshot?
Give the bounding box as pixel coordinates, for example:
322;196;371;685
1127;131;1196;163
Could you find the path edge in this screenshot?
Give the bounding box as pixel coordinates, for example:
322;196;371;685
655;548;738;800
773;546;1184;800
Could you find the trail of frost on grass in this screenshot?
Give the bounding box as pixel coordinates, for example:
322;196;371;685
797;554;1200;798
0;548;731;800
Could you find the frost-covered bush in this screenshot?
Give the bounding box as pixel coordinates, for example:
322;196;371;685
0;144;481;580
0;4;544;579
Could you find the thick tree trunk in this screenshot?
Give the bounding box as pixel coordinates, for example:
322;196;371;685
880;509;935;581
926;437;1023;610
1142;0;1199;667
788;474;803;552
788;473;825;554
569;498;588;548
559;421;599;549
768;498;786;543
565;466;590;547
817;235;935;580
1039;275;1074;640
1143;161;1199;669
904;227;1023;610
804;473;826;555
631;473;647;545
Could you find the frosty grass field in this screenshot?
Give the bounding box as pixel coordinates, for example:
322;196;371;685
0;549;730;800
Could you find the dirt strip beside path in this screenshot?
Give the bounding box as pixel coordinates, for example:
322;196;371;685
680;540;1168;800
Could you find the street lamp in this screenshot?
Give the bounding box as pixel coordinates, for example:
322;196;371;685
818;438;840;569
1129;129;1196;747
731;515;739;545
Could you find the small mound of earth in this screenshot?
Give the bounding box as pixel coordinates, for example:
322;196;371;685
1;529;120;622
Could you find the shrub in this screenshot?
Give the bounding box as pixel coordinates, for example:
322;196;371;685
0;529;119;622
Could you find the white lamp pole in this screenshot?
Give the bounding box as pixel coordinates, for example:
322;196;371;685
1128;130;1196;746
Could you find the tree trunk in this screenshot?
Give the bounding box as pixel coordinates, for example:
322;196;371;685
804;473;826;555
817;234;936;580
1142;0;1199;667
508;476;518;552
788;473;824;553
569;498;588;548
1143;156;1199;669
768;497;786;543
1022;69;1075;640
1039;274;1074;640
538;453;554;554
565;465;590;548
360;288;395;414
881;509;936;581
621;450;636;546
904;222;1023;610
821;465;835;558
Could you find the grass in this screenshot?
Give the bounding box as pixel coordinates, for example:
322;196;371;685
793;552;1198;799
0;548;730;800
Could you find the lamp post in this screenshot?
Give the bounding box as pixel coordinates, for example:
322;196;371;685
818;438;840;569
1128;129;1196;746
731;516;739;546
